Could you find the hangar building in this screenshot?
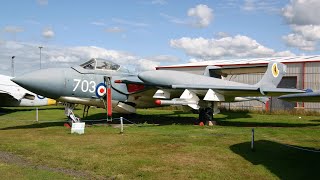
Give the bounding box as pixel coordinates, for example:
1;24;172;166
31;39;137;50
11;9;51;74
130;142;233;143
157;55;320;112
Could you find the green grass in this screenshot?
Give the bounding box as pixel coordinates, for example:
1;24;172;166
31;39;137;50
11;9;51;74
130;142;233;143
0;106;319;179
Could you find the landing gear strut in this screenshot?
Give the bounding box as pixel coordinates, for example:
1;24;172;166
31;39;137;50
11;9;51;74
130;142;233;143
64;103;81;123
83;105;90;118
198;102;217;125
198;107;213;124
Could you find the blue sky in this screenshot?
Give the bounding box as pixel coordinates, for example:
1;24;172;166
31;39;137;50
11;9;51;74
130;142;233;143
1;0;320;75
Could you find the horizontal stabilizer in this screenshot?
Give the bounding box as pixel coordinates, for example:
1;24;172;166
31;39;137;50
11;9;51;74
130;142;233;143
260;87;305;96
279;91;320;102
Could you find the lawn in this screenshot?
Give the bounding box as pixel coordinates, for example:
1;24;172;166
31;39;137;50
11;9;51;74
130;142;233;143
0;106;319;179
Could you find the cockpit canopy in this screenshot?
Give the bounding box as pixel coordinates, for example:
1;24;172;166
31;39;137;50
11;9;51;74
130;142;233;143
79;58;129;73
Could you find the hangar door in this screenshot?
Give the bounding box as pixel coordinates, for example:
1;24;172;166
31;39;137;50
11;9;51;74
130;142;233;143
269;76;297;111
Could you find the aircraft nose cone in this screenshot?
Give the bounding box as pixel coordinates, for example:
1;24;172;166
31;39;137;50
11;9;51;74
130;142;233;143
12;68;66;99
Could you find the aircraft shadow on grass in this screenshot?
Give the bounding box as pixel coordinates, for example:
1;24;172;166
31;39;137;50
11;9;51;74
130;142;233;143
1;109;319;129
0;107;65;116
230;140;320;180
82;111;198;125
82;111;320;128
214;111;320;128
0;121;65;130
214;119;320;128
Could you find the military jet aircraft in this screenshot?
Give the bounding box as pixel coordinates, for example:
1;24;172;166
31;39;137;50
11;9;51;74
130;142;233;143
12;58;304;122
0;74;56;107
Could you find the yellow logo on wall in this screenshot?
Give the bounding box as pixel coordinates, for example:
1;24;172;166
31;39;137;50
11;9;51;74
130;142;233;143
272;63;279;77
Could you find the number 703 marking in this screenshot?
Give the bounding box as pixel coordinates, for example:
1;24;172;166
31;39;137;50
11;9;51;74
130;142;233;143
73;79;96;93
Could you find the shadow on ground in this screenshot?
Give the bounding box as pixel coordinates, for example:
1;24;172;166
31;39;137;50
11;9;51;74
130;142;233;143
230;140;320;180
82;111;198;125
214;120;320;127
0;107;66;116
0;121;65;130
1;110;320;130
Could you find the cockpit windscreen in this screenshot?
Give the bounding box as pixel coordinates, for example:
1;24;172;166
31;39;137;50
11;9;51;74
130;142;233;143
80;58;128;72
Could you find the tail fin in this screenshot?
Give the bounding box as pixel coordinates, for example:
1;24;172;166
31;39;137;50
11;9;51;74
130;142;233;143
255;61;286;89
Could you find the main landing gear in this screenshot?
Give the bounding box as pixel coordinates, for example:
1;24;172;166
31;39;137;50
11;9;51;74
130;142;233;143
197;102;218;125
64;103;81;123
198;107;213;124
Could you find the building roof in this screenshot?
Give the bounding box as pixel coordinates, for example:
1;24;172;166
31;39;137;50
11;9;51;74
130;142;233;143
156;55;320;69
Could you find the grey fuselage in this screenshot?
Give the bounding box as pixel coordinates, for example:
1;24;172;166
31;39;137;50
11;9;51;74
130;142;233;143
12;65;156;113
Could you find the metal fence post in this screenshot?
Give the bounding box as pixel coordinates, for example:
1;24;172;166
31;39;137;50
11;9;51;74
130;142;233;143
36;107;39;122
120;117;124;134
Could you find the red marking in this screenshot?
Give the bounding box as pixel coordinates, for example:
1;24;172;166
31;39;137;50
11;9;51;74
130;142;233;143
114;80;122;83
127;84;145;93
100;88;105;94
265;99;270;112
155;100;161;105
107;88;112;116
64;123;71;128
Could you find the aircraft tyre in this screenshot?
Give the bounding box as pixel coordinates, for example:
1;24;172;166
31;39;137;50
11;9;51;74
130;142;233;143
198;107;213;125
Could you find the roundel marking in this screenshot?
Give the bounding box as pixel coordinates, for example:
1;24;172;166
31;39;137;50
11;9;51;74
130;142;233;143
95;83;106;98
37;95;45;99
272;63;279;77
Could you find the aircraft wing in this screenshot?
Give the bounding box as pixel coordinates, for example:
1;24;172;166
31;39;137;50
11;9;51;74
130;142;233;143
115;62;304;109
0;89;35;101
205;64;267;77
136;63;304;97
278;91;320;102
159;63;268;76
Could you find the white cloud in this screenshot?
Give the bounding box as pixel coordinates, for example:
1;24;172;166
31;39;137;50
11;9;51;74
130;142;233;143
282;0;320;25
291;25;320;41
273;50;296;57
170;35;294;59
42;28;55;39
3;26;24;33
161;4;213;28
135;59;159;72
241;0;280;12
215;32;230;38
105;27;124;33
282;0;320;51
187;4;213;28
145;55;180;62
282;33;316;51
0;40;178;76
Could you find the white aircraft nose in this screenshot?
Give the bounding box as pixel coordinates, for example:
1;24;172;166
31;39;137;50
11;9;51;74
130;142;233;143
12;68;66;99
